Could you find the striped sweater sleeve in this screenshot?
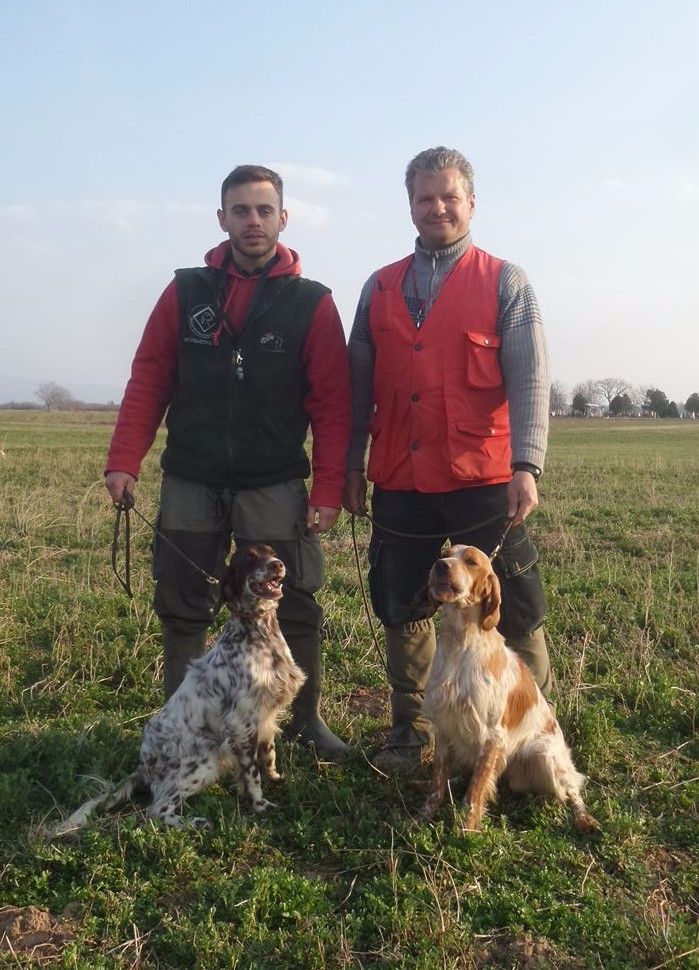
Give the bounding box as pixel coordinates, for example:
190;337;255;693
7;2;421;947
347;273;378;472
497;262;550;470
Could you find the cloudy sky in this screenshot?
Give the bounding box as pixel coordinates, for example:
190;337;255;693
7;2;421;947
1;0;697;405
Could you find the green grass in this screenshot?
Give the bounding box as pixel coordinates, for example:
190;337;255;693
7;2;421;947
1;413;697;968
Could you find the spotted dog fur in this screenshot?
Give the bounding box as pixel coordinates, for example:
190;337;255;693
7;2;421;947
52;545;306;835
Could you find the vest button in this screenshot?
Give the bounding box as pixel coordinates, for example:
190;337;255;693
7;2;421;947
411;393;420;402
414;342;423;351
410;441;420;451
484;337;490;345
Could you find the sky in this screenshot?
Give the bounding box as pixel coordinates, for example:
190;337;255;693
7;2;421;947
1;0;697;407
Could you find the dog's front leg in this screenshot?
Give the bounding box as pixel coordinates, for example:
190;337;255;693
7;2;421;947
233;738;276;813
420;743;451;820
257;733;282;782
462;739;505;832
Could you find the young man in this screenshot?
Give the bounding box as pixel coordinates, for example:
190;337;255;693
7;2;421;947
344;147;550;772
106;165;350;756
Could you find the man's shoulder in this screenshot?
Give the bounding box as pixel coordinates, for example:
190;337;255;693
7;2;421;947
361;254;413;299
295;275;332;298
173;265;215;282
374;253;413;278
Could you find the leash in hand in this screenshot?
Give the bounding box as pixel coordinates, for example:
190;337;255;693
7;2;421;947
111;492;219;599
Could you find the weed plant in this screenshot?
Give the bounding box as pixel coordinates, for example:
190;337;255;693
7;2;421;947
0;413;697;968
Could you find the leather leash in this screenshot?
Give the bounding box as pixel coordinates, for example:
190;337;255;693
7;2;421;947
111;493;219;599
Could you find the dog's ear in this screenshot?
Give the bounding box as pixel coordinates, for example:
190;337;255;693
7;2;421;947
220;550;245;606
480;570;501;631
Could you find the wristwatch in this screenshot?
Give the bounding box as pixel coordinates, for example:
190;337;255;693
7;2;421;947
512;462;542;481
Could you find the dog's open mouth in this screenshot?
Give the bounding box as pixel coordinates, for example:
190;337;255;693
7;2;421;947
251;578;284;599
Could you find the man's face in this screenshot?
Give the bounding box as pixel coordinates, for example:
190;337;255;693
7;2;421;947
409;167;475;250
217;181;287;271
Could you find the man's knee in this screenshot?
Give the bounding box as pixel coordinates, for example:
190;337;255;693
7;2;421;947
368;538;437;628
277;585;323;638
493;527;547;638
152;527;227;626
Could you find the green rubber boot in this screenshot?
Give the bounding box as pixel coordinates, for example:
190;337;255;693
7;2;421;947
282;631;348;758
372;620;436;774
161;620;208;700
506;625;552;698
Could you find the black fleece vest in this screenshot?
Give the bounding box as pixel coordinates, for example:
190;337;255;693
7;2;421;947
161;265;330;488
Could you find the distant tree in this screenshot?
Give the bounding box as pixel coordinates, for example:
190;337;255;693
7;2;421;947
667;401;679;419
685;392;699;416
571;392;587;416
643;388;671;418
549;381;568;415
609;392;633;416
572;379;601;405
35;382;74;411
595;377;631;407
629;385;649;410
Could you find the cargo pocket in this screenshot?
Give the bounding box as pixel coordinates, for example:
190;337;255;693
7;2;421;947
292;522;324;594
493;526;547;637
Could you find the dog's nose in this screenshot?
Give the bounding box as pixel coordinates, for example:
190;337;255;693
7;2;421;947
432;559;449;576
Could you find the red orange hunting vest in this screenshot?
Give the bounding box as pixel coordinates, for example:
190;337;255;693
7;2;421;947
367;246;511;492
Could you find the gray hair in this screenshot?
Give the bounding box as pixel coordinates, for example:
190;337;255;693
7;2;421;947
405;147;475;200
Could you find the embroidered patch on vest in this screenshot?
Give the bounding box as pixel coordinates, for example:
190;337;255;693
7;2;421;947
260;332;285;353
187;304;218;342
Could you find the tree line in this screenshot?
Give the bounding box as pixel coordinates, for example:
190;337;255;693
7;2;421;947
0;379;696;420
550;378;698;419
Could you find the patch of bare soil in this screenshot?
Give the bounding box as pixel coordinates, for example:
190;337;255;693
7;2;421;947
0;905;76;963
476;931;584;968
347;686;388;718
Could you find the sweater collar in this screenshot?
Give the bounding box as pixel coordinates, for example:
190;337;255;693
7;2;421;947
414;231;471;265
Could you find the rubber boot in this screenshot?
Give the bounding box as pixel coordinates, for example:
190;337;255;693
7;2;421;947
278;585;347;758
372;620;436;774
505;625;552;698
161;620;208;700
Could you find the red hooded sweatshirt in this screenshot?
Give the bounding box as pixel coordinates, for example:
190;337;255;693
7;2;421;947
106;241;350;508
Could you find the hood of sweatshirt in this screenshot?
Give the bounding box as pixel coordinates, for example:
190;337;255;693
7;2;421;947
204;240;302;279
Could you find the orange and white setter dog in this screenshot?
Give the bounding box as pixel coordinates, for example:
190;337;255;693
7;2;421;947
421;544;597;833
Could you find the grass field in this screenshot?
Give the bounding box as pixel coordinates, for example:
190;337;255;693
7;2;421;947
0;413;697;969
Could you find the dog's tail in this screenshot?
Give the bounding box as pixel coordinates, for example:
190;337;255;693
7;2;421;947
48;769;148;839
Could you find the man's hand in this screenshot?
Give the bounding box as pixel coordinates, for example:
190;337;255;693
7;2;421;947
105;471;137;506
307;505;340;533
506;470;539;526
342;470;368;515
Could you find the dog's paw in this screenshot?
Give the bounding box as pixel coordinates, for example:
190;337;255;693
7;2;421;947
187;816;212;830
461;811;483;833
573;812;599;833
252;798;277;814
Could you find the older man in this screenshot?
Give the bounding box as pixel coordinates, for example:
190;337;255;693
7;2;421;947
344;147;550;772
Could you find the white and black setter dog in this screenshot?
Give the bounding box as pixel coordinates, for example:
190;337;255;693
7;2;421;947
52;544;305;834
421;544;597;833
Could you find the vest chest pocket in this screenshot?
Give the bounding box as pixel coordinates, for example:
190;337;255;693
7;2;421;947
464;331;502;390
